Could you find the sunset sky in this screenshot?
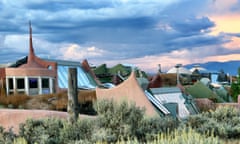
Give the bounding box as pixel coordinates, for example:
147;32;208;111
0;0;240;73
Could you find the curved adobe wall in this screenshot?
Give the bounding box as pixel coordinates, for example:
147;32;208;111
96;72;158;117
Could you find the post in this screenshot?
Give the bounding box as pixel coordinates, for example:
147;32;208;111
67;68;79;124
175;64;182;85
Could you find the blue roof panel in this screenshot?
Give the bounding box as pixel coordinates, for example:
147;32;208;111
57;65;96;89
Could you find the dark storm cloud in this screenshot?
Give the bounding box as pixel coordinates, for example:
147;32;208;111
170;17;215;36
166;34;226;49
84;17;156;29
0;19;24;33
30;16;157;44
0;50;27;63
24;1;112;11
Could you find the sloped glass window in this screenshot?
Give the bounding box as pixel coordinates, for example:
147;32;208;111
57;65;96;89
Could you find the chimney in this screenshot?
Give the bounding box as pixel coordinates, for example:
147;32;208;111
158;64;161;73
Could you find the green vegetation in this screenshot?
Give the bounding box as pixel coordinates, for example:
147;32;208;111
231;68;240;101
186;106;240;139
185;81;225;102
0;100;240;143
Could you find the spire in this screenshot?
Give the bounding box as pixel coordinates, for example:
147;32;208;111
28;21;35;62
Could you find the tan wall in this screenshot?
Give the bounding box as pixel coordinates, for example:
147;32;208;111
5;68;56;77
96;72;158;117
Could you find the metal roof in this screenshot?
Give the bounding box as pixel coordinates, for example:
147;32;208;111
44;58;82;66
150;87;181;94
150;87;191;118
145;90;170;115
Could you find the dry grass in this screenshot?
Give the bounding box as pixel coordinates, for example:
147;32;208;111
0;89;96;111
24;94;56;110
0;94;31;108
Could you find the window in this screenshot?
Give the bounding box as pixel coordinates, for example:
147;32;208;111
48;65;52;70
8;78;13;90
42;78;49;88
29;78;38;88
17;78;25;89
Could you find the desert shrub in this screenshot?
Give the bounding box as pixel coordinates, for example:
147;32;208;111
150;127;221;144
19;118;64;144
186;106;240;139
18;117;94;144
0;126;16;144
59;119;94;143
137;116;179;142
93;99;145;143
13;137;28;144
89;127;221;144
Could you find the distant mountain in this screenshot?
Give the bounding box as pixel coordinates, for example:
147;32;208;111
184;60;240;76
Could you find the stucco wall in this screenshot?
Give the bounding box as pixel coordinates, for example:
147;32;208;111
96;72;158;117
5;68;56;77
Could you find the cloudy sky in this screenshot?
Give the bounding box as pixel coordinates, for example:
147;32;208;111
0;0;240;73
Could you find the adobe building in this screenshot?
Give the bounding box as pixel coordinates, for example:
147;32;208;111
0;22;98;96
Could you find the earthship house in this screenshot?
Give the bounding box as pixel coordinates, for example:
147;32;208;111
0;22;98;96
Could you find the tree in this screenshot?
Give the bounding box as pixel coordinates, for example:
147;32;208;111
230;68;240;101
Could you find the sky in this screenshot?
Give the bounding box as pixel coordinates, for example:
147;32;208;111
0;0;240;73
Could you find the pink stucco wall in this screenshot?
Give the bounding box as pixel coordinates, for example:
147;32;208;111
5;68;56;77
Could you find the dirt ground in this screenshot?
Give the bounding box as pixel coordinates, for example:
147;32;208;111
0;109;94;134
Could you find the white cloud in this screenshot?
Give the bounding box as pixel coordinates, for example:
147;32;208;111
60;44;107;61
4;34;28;52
